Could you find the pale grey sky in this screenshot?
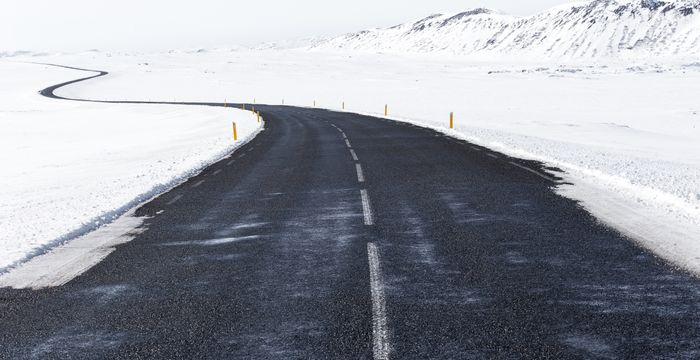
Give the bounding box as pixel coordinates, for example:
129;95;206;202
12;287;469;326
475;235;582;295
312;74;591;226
2;0;579;52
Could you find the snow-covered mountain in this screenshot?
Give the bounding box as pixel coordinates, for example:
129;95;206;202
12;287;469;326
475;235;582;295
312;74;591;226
311;0;700;60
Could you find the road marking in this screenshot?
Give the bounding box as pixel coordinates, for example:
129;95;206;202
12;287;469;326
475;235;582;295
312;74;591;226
192;180;205;188
356;163;365;183
239;153;247;158
508;161;556;182
227;159;235;166
330;124;344;133
345;139;352;148
470;146;480;151
212;169;222;176
368;242;390;360
350;149;359;161
166;194;183;205
360;189;374;225
487;153;500;159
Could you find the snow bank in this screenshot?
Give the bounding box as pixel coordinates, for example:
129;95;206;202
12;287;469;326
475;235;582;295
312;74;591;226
0;61;260;271
31;49;700;273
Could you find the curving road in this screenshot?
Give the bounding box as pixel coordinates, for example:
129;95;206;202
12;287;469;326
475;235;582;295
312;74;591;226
1;66;700;359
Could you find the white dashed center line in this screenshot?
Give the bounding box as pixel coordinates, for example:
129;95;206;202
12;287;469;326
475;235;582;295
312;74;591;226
350;149;359;161
227;159;235;166
487;153;500;159
212;169;222;176
368;242;390;360
192;180;205;188
360;189;374;226
356;163;365;183
333;124;390;359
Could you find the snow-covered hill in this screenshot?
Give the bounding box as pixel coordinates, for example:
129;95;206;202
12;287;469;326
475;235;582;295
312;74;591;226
311;0;700;60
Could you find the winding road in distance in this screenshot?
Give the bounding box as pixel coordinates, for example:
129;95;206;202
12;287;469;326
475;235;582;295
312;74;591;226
1;64;699;359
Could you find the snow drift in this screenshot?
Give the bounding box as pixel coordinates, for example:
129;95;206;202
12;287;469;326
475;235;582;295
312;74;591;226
311;0;700;60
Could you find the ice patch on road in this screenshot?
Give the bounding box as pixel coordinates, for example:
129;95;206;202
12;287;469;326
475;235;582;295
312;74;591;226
78;284;139;304
161;235;264;247
30;330;126;358
560;333;614;359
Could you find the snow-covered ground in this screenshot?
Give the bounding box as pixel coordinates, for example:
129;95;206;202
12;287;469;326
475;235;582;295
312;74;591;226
0;61;260;271
312;0;700;60
17;48;699;273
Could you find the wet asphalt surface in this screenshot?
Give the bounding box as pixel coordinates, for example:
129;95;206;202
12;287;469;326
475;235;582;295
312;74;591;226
1;68;700;359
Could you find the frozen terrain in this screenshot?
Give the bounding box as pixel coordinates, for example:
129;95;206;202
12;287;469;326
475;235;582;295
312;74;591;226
312;0;700;60
0;61;260;271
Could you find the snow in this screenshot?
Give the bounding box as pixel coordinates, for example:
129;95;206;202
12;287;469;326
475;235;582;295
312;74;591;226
311;0;700;61
22;48;699;274
0;61;260;271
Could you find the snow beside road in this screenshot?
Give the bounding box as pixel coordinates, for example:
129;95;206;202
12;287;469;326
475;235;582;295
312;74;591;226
36;49;700;273
0;61;260;271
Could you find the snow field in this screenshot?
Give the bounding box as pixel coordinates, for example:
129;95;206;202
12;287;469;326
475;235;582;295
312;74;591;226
0;61;261;271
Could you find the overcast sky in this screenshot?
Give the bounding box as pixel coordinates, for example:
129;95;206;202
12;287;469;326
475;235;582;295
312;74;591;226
2;0;579;52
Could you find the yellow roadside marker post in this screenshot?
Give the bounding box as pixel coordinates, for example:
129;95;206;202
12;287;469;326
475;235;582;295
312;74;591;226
384;104;388;116
342;101;345;110
232;121;238;141
313;100;316;107
257;112;260;123
450;112;454;129
242;103;246;110
224;100;227;107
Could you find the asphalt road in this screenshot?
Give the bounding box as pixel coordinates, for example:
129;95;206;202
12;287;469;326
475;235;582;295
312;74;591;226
1;66;700;359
